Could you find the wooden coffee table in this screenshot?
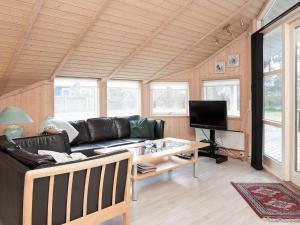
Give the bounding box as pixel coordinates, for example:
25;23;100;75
94;138;209;201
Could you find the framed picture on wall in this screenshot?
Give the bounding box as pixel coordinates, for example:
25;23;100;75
227;54;239;67
215;61;225;73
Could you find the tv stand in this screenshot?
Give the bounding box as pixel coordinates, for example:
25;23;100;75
198;129;228;164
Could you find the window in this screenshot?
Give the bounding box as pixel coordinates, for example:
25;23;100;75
262;27;283;163
263;27;282;73
263;74;282;122
107;80;140;117
263;124;282;162
150;82;189;115
54;78;99;121
261;0;299;26
203;79;240;117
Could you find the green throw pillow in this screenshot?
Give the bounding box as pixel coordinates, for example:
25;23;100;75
129;118;155;139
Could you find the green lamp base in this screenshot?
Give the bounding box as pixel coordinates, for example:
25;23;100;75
4;125;24;139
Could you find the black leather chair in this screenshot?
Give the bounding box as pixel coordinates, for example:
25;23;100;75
0;136;132;225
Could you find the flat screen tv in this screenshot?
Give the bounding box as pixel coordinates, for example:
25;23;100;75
189;101;227;130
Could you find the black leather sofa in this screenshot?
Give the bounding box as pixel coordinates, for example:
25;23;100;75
14;115;165;153
0;116;164;225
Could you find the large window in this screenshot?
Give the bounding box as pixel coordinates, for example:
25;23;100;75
150;82;189;116
263;27;283;163
54;78;99;121
107;80;140;117
203;79;240;117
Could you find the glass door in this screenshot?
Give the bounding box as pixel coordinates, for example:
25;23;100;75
292;24;300;186
262;27;283;176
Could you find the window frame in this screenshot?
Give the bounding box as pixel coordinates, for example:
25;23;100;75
150;81;190;117
202;79;241;118
54;77;100;121
257;0;299;29
106;80;141;117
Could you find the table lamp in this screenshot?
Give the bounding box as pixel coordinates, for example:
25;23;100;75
0;106;33;139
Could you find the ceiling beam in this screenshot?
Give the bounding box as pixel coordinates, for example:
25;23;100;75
0;0;46;95
50;0;111;80
145;0;254;83
105;0;194;81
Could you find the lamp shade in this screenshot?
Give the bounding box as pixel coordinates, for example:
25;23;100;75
0;106;33;125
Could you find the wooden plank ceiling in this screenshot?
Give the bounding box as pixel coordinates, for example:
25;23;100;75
0;0;267;95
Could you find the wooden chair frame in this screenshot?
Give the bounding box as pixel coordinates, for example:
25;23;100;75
22;152;132;225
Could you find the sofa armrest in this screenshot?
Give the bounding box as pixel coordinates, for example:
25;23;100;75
0;151;29;225
14;131;71;154
154;119;165;139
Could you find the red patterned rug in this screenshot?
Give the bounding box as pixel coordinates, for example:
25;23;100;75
232;183;300;221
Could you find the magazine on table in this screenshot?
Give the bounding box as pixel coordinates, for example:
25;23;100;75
137;162;157;174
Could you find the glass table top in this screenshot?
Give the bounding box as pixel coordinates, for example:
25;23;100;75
128;140;190;158
93;138;206;164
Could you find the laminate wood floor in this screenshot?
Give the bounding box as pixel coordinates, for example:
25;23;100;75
101;157;294;225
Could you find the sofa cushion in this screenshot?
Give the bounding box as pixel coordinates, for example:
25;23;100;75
154;119;165;139
0;135;55;169
35;150;129;169
70;143;102;152
87;118;118;142
129;118;155;139
147;119;156;139
114;117;130;138
69;120;91;145
95;139;133;148
0;135;17;152
15;132;71;154
124;115;140;121
8;148;55;169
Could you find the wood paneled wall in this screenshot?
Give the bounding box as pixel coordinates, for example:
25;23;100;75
0;81;54;136
146;33;251;141
0;34;250;143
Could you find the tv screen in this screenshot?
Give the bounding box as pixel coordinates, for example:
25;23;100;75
189;101;227;130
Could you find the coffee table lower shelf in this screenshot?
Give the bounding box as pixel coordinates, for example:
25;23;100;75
132;156;197;181
131;154;199;201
